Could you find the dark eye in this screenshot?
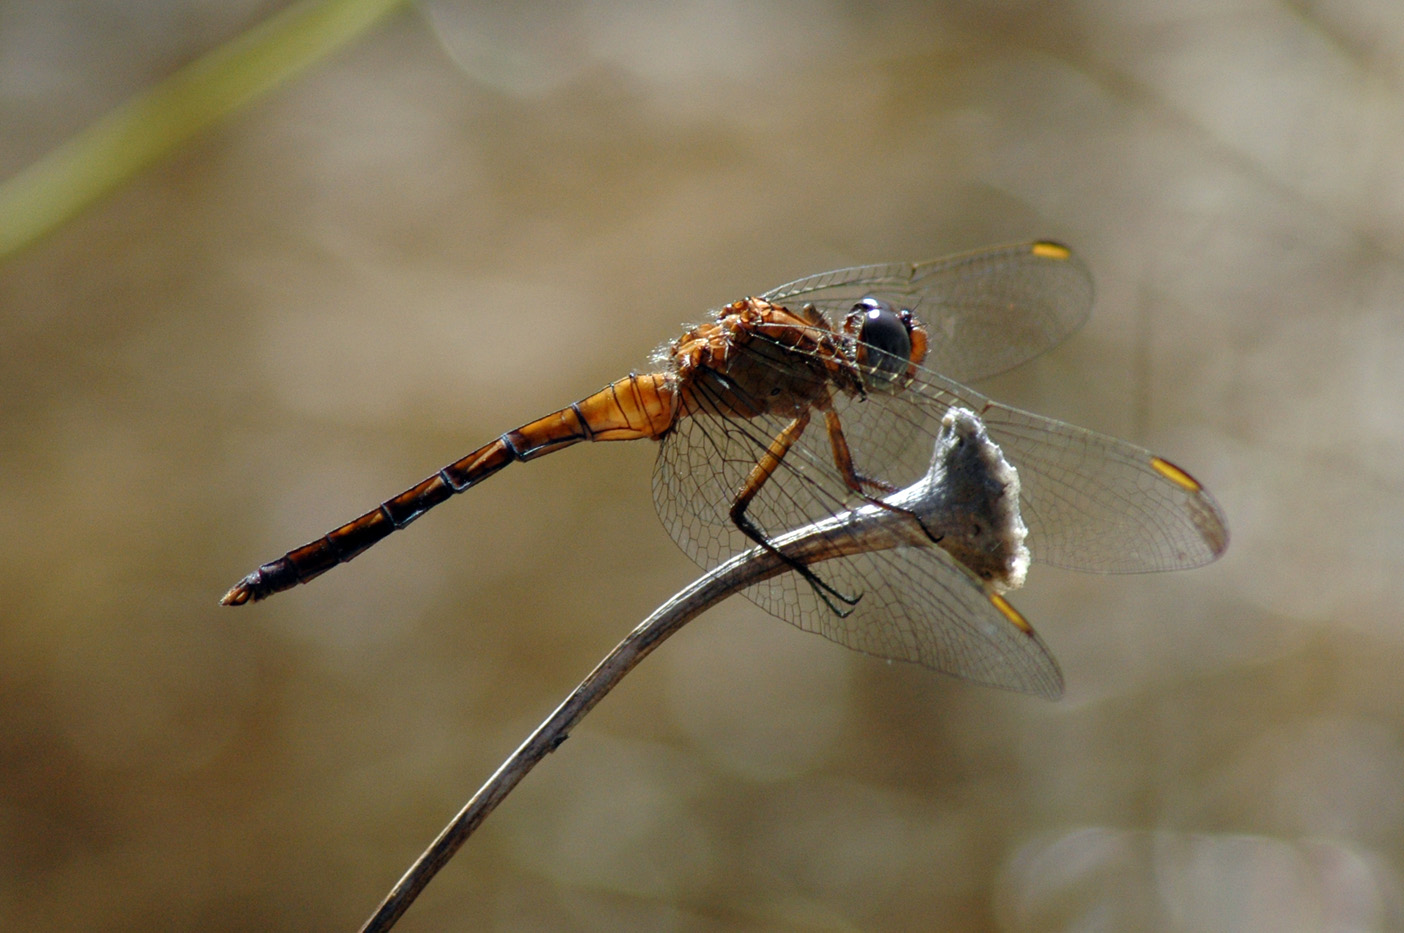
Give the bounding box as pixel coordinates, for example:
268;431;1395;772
850;298;911;388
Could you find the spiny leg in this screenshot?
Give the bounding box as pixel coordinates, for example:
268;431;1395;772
817;403;934;538
821;406;898;497
729;409;861;616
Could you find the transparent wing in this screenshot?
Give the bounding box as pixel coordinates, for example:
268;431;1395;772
844;377;1230;573
746;542;1063;699
975;400;1229;572
760;241;1094;384
654;407;1063;696
654;381;859;573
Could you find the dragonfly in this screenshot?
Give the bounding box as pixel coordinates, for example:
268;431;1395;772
222;241;1228;696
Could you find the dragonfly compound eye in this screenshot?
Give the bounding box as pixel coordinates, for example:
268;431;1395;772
850;297;912;389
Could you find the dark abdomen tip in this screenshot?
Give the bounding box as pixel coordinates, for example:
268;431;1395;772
219;559;297;606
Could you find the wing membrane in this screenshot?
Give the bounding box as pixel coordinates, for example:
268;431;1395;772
654;409;1064;697
760;241;1094;383
745;542;1064;699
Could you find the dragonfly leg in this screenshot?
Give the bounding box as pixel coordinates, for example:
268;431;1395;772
821;406;897;496
729;410;861;616
816;404;930;547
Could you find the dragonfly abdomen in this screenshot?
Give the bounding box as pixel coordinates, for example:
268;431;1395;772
219;440;517;605
220;373;679;605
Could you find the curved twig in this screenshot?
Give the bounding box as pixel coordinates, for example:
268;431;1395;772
358;409;1029;931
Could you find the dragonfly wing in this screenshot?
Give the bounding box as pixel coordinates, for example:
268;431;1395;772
759;241;1094;384
741;541;1064;699
976;399;1229;572
655;405;1063;697
654;395;863;572
853;372;1230;573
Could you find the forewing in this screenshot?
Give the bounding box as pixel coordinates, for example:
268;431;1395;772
847;371;1230;573
760;241;1094;384
975;399;1229;572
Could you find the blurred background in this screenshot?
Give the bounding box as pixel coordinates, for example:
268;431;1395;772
3;0;1403;929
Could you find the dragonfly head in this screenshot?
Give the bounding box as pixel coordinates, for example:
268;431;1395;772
844;298;928;391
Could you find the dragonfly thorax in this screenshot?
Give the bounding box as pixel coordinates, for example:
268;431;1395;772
668;298;865;419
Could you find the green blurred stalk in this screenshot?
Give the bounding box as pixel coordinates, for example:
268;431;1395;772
0;0;409;262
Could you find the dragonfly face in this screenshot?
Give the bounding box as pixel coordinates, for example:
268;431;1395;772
842;297;927;391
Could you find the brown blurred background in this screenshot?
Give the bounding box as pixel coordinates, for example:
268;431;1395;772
3;1;1403;929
